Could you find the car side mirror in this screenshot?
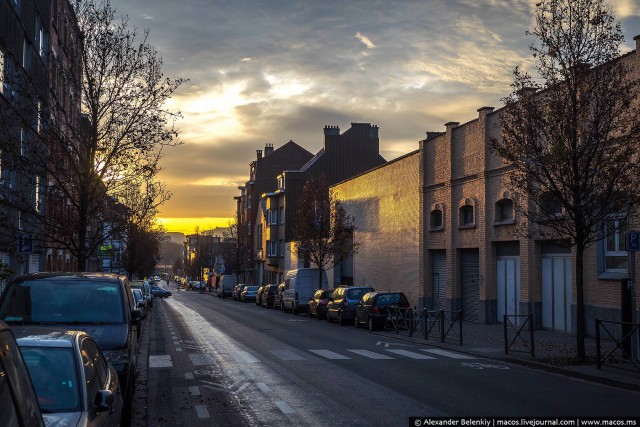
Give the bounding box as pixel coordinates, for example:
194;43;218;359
94;389;114;412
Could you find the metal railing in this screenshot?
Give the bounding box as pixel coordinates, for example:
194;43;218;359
595;318;640;373
503;314;534;357
384;307;463;345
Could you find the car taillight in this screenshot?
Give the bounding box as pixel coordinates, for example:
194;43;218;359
372;306;380;314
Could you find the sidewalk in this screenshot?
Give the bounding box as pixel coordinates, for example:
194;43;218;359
375;319;640;392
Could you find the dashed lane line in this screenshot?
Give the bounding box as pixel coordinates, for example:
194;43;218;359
149;355;173;368
195;405;210;419
274;400;296;415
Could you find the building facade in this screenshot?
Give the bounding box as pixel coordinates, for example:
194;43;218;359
257;123;387;286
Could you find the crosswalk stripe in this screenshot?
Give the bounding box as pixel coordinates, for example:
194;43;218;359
149;355;173;368
230;351;260;363
420;349;476;359
386;349;435;359
347;349;394;359
309;349;351;360
271;350;306;361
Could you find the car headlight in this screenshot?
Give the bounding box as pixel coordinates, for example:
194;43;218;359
103;349;129;367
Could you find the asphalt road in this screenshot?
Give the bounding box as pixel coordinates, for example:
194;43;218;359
138;282;640;426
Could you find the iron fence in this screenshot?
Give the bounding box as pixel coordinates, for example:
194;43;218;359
384;307;463;345
503;314;534;357
595;318;640;373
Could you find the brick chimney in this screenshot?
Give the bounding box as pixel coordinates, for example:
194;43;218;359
256;149;262;160
264;143;274;157
324;125;340;136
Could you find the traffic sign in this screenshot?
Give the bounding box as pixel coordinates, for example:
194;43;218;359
627;231;640;252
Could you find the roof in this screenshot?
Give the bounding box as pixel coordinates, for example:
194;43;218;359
14;329;84;348
12;272;122;283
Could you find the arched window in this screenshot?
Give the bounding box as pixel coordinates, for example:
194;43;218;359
458;198;476;228
430;203;444;230
496;198;514;222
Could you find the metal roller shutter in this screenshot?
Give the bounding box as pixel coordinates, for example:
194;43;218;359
432;251;447;311
461;249;479;322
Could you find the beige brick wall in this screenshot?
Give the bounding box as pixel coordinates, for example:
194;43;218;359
333;151;422;307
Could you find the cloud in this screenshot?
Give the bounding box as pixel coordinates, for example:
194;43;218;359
355;32;377;49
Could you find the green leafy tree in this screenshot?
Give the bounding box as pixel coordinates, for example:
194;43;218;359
491;0;640;361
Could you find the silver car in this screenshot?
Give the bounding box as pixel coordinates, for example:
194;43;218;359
16;329;124;427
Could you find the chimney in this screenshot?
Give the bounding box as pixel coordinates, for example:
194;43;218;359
477;106;494;120
264;143;274;157
635;34;640;52
369;124;379;139
256;149;262;160
324;125;340;136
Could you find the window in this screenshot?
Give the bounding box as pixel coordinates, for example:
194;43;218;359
268;208;278;225
460;205;474;226
10;0;21;15
1;53;17;98
496;199;514;222
23;40;33;73
34;175;42;212
278;175;285;190
430;209;443;229
267;240;277;257
604;217;627;272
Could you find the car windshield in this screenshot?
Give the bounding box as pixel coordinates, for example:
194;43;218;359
0;279;125;324
21;347;81;413
347;288;372;300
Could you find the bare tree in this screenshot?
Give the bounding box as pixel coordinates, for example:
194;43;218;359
0;0;184;271
293;175;359;290
491;0;640;361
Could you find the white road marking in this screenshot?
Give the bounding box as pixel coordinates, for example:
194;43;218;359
230;351;260;363
189;353;216;366
270;350;306;360
274;400;296;414
347;349;394;359
184;372;194;380
309;349;351;360
195;405;210;419
234;383;250;394
149;355;173;368
256;382;271;393
189;386;201;396
421;349;476;359
386;349;435;359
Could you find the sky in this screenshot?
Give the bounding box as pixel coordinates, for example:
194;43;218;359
110;0;640;235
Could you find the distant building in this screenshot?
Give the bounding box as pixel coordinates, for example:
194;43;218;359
235;141;314;284
257;123;386;286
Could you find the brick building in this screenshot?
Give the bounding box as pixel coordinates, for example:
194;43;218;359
257;123;386;286
236;141;314;284
334;38;640;336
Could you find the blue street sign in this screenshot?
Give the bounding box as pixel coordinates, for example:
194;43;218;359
18;233;33;253
627;231;640;252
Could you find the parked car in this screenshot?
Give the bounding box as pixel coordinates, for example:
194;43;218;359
274;283;286;311
261;284;278;308
354;291;411;331
240;286;259;303
216;275;237;298
131;288;147;319
130;280;153;308
327;285;375;325
308;288;334;319
255;286;265;306
0;321;45;427
151;285;172;298
282;268;328;314
16;329;123;426
0;273;141;411
233;284;248;301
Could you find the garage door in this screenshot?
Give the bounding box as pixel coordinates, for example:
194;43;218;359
542;255;572;333
461;249;479;322
497;257;520;322
432;251;447;311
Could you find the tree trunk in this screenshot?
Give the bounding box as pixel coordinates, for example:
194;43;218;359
575;238;586;362
318;267;323;291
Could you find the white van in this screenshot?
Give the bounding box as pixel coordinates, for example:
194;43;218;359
282;268;328;314
216;275;237;298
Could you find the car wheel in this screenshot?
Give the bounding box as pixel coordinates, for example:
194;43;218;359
368;316;376;331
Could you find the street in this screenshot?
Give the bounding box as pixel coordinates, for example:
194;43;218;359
136;282;640;426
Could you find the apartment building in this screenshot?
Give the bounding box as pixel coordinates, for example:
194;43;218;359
257;123;386;286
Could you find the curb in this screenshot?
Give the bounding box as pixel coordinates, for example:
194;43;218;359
131;304;151;426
